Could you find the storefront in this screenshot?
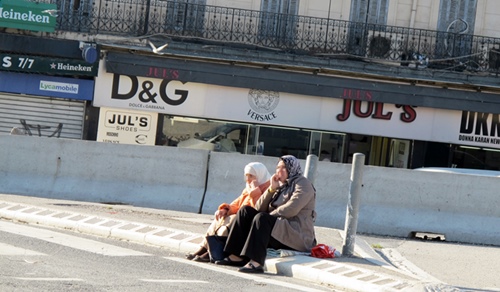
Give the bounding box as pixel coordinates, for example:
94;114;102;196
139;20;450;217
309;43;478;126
93;52;500;169
0;71;94;138
0;50;97;138
0;0;98;139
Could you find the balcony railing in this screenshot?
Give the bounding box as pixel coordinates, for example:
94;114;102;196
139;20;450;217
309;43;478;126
31;0;500;73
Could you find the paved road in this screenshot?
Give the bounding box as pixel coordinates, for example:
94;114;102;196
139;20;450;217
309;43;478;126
1;220;330;292
1;194;499;291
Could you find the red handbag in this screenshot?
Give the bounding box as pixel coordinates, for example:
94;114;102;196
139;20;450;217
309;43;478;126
311;244;336;258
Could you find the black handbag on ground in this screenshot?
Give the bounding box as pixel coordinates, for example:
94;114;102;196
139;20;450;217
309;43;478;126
206;234;227;262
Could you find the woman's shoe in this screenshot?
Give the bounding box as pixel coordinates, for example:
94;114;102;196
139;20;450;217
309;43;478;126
238;262;264;274
185;246;208;260
215;257;246;267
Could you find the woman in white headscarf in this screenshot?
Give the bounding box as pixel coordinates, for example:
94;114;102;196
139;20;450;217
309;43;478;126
186;162;271;262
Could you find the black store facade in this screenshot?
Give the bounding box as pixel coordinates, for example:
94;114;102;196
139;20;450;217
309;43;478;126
93;51;500;170
0;33;98;139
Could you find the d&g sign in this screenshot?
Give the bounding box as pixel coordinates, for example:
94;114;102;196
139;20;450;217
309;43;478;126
111;74;189;110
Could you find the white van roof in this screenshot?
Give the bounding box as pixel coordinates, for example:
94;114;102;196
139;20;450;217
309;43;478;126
414;167;500;177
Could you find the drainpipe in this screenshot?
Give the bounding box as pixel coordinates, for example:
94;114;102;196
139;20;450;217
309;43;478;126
143;0;151;36
410;0;418;28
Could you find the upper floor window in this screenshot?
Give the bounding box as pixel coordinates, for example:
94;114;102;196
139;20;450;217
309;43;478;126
259;0;300;46
167;0;206;34
437;0;477;34
436;0;477;58
349;0;389;25
261;0;299;15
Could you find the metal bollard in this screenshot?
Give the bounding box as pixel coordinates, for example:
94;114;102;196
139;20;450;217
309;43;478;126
304;154;318;184
342;153;365;257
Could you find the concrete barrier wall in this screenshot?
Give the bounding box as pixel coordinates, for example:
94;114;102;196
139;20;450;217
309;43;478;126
0;135;208;213
358;166;500;245
1;135;499;245
312;163;500;245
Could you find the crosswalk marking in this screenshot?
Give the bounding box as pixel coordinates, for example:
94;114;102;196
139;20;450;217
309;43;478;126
140;279;209;283
166;257;328;292
0;242;46;256
0;221;150;256
13;277;84;282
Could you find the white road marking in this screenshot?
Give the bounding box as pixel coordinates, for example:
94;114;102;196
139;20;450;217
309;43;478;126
0;242;46;256
0;221;149;256
166;257;327;292
13;277;84;281
140;279;209;283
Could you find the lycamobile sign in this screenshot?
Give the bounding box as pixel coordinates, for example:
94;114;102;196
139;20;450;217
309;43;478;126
0;0;57;32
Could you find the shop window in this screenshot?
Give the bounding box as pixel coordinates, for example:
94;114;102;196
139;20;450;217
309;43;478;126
347;134;371;163
451;146;500;170
310;132;346;162
160;115;348;161
247;125;310;159
160;115;247;153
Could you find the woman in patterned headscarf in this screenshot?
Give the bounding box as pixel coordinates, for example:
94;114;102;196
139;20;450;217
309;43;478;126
186;162;271;262
216;155;317;274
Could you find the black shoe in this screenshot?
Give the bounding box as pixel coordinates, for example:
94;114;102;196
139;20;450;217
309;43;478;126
215;257;246;267
185;247;208;260
238;262;264;274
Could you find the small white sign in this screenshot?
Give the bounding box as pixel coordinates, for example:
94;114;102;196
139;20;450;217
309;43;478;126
96;107;158;145
39;80;79;94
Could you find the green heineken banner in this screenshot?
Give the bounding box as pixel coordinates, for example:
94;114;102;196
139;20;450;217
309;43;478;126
0;0;57;32
1;53;98;76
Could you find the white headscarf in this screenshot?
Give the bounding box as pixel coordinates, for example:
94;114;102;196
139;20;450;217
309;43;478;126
244;162;271;186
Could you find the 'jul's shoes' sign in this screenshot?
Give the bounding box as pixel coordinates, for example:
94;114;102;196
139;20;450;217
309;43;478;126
0;0;57;32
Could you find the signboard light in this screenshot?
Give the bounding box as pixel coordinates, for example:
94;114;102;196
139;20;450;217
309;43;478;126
79;41;98;64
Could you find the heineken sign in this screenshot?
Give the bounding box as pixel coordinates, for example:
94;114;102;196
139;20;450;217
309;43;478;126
1;53;98;76
0;0;57;32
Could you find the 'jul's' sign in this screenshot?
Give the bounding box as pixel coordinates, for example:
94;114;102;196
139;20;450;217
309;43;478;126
336;99;417;122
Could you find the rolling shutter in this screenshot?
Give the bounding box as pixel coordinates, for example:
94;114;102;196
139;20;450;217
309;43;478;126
0;93;85;139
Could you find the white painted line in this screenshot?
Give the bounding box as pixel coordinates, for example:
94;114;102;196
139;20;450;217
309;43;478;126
165;257;327;292
140;279;209;283
0;242;46;256
14;277;84;281
0;221;150;257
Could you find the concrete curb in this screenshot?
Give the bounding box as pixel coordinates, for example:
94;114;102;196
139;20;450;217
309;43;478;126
0;201;201;253
0;201;428;291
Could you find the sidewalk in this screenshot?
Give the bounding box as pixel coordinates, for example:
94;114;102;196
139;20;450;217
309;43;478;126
0;194;493;292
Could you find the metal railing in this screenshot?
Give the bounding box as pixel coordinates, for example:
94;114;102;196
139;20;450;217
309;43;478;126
33;0;500;73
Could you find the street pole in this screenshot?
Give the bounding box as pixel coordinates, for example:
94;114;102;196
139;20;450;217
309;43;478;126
304;154;318;184
342;153;365;257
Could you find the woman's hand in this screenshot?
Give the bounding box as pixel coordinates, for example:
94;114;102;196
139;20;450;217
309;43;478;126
270;173;280;189
248;179;258;190
215;208;228;220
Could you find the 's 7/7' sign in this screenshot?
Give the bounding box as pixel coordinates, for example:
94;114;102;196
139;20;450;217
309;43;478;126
3;55;35;69
1;53;98;76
